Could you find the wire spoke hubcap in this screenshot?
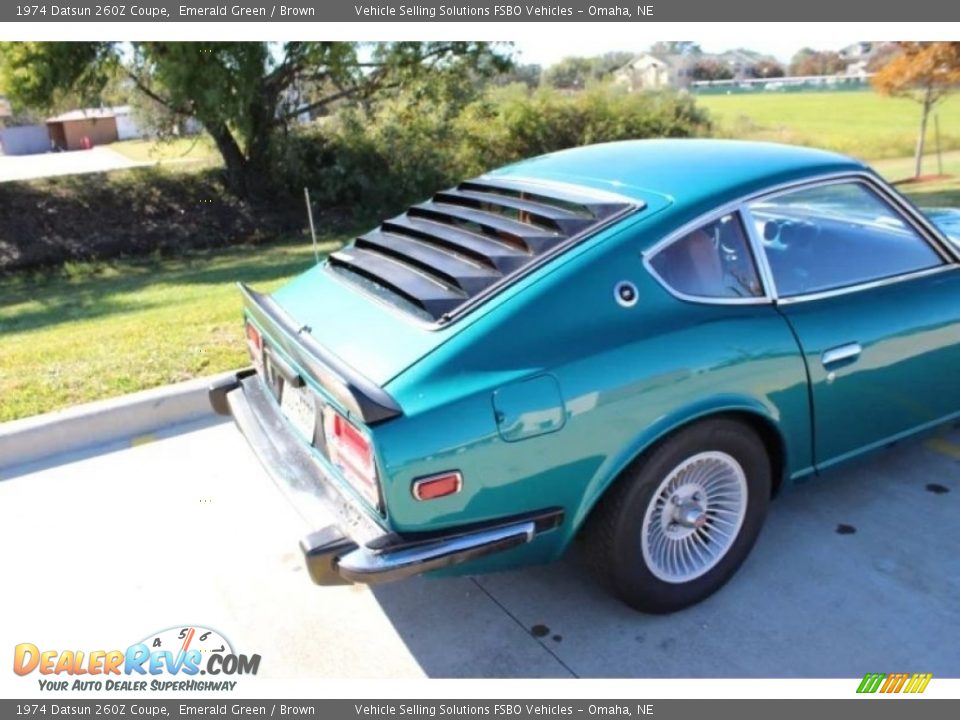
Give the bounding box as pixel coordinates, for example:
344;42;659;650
641;451;748;584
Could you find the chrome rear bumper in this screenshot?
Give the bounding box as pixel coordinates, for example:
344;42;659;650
209;371;559;586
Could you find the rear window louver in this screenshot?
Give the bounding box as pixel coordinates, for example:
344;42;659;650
327;176;637;322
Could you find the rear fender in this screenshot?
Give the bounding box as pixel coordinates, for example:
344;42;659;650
569;394;790;536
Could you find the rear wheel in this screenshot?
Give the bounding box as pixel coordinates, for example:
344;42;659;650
586;418;771;613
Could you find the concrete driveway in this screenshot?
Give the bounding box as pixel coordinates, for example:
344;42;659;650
0;146;148;183
0;418;957;679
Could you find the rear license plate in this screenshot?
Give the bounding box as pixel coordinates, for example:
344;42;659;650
280;382;316;442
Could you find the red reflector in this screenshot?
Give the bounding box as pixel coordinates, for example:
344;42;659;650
246;323;262;353
412;472;463;501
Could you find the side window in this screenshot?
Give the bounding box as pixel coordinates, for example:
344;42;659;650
649;213;763;299
747;182;943;298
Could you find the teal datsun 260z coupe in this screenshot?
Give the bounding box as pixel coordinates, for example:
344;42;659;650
209;139;960;613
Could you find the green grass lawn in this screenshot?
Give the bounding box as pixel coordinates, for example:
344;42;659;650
870;150;960;183
890;177;960;208
699;91;960;162
871;153;960;208
110;136;221;166
0;236;343;422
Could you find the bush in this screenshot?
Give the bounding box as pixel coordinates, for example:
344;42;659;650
459;84;711;168
280;84;711;218
0;166;302;272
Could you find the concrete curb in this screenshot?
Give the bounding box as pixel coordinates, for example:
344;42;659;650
0;370;241;471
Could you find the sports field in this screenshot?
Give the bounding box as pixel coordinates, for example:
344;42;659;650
699;91;960;163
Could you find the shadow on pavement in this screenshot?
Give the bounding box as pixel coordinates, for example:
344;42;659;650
370;435;960;678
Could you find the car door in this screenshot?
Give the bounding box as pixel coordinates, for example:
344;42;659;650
744;178;960;469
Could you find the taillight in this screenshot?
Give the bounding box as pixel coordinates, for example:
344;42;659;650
323;408;379;507
412;472;463;501
245;322;263;364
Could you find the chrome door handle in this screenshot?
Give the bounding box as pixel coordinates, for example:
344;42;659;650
821;342;862;368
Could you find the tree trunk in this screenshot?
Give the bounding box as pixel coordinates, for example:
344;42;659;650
204;90;281;202
914;85;933;179
242;94;278;203
207;121;250;197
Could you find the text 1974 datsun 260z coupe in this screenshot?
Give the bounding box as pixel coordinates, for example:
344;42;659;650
209;139;960;613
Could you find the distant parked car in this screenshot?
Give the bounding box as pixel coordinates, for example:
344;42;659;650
210;140;960;612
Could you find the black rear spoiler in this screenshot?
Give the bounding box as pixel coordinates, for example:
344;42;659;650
239;282;403;425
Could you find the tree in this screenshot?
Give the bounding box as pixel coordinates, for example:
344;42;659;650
594;51;636;77
872;42;960;178
0;41;510;199
542;56;596;90
492;63;542;89
789;48;847;76
542;52;638;91
690;59;734;82
649;42;702;57
866;43;902;73
746;60;785;79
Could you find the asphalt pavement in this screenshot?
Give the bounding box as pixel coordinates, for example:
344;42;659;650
1;418;957;678
0;146;149;182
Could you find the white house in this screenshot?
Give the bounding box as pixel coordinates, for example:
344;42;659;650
613;54;677;91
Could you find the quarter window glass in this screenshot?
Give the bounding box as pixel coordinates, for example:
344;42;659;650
650;213;763;299
747;183;942;297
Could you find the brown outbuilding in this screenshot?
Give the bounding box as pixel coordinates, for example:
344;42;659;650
46;108;118;151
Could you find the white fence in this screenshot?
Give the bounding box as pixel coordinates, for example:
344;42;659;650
0;125;50;156
691;74;874;94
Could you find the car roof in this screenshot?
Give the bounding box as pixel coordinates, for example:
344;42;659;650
485;139;869;212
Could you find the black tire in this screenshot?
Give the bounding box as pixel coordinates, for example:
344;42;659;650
584;418;771;613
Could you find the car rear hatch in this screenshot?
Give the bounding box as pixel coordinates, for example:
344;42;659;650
249;174;640;421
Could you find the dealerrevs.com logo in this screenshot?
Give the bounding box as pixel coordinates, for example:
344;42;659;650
13;626;261;692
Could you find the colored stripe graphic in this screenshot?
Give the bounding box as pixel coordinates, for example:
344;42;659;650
857;673;932;694
907;673;933;694
888;673;909;693
857;673;885;693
